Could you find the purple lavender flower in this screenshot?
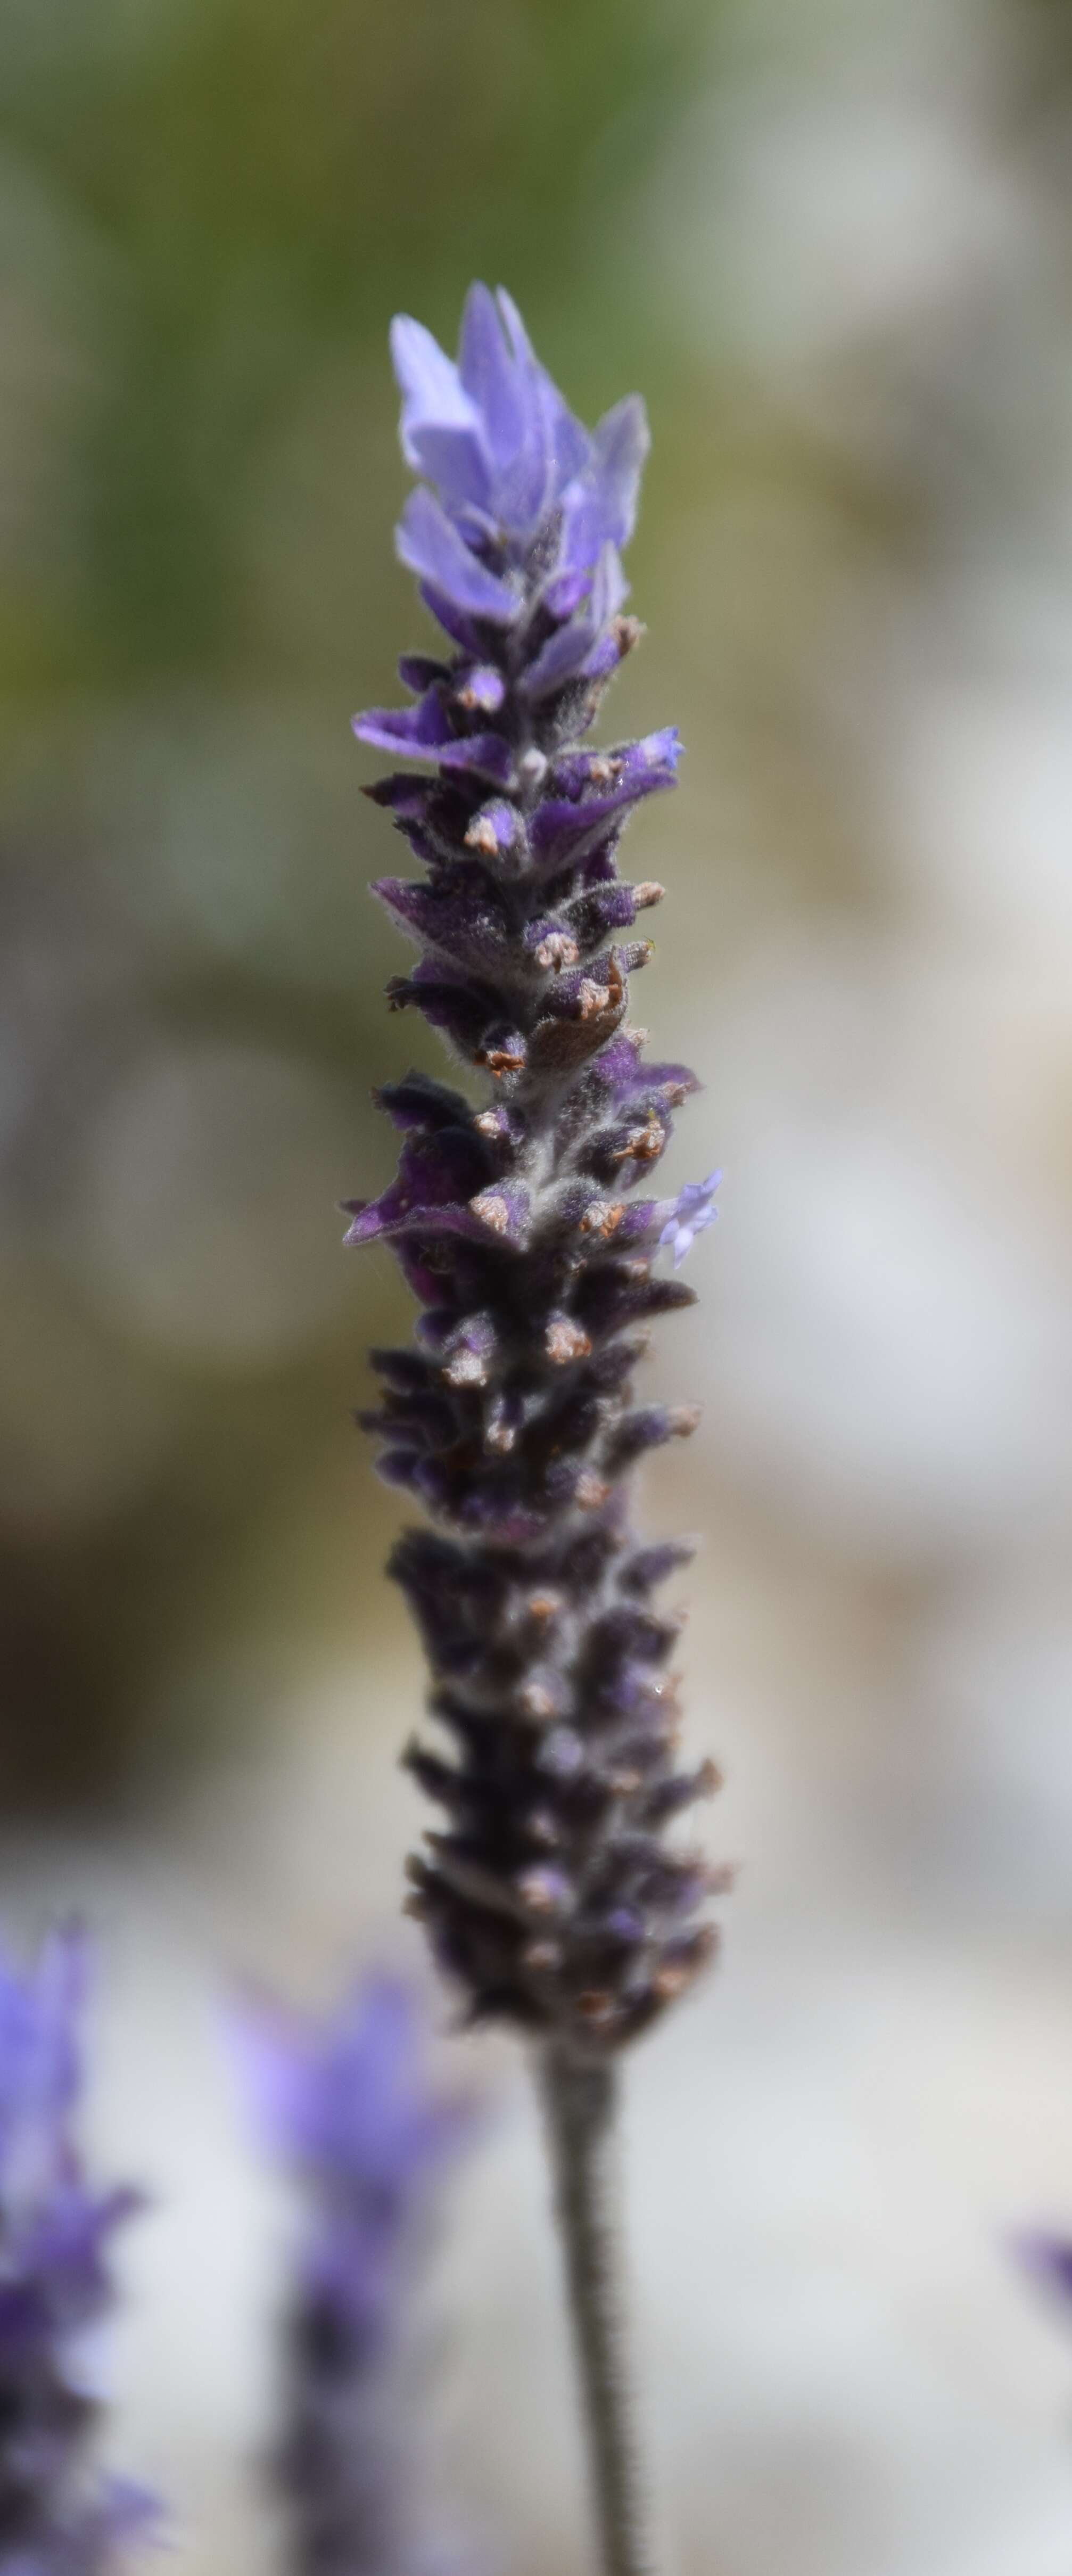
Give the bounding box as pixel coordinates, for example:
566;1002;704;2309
389;286;647;654
658;1171;721;1271
348;285;724;2055
0;1927;155;2576
233;1973;473;2576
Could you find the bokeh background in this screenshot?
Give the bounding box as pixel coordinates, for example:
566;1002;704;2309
4;0;1072;2566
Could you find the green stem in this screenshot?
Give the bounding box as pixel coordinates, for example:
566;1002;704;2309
539;2046;655;2576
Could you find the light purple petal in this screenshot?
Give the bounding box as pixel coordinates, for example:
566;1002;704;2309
395;488;519;624
390;316;490;511
407;425;492;514
489;288;587;532
389;288;645;584
0;1925;89;2196
588;395;649;547
543;566;591;621
391;316;471;442
225;1993;312;2166
522;544;628;701
455;662;506;713
458;283;527;479
558;395;649;577
658;1169;721;1268
230;1972;474;2193
497;289;590;493
353;694;451;758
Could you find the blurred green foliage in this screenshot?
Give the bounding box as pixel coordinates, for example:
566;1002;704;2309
0;0;722;1802
2;0;709;679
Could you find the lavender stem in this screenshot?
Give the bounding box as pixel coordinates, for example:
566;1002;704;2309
540;2047;653;2576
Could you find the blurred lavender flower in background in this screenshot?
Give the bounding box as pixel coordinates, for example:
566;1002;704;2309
1012;2230;1072;2317
0;1926;154;2576
232;1971;475;2576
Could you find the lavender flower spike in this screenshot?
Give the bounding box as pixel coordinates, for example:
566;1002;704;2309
0;1925;155;2576
233;1973;473;2576
350;287;724;2576
351;286;723;2054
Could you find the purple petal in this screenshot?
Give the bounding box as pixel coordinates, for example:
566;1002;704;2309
454;662;506;714
557;394;648;577
403;425;491;513
543;567;591;621
588;395;650;547
658;1169;721;1268
530;728;683;869
230;1972;473;2194
398;652;447;693
598;1039;698;1105
496;289;590;494
436;731;515;786
226;1993;312;2166
389;289;645;594
550;726;683;804
372;877;510;973
390;315;490;513
362;771;435;818
96;2476;166;2547
353;694;452;759
395;488;519;624
464;797;526;867
391;316;471;446
522;544;628;701
484;289;588;534
343;1132;496;1249
354;690;513;786
0;1924;89;2192
380;964;506;1059
417;580;485;655
458;283;528;480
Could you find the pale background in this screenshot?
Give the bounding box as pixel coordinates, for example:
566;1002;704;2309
3;0;1072;2566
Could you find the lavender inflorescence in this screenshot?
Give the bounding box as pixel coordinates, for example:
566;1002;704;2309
235;1973;473;2576
0;1928;153;2576
350;285;724;2057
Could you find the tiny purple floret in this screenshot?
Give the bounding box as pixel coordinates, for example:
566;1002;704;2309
658;1170;721;1269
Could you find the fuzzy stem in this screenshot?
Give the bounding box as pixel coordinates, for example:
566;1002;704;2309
539;2046;654;2576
